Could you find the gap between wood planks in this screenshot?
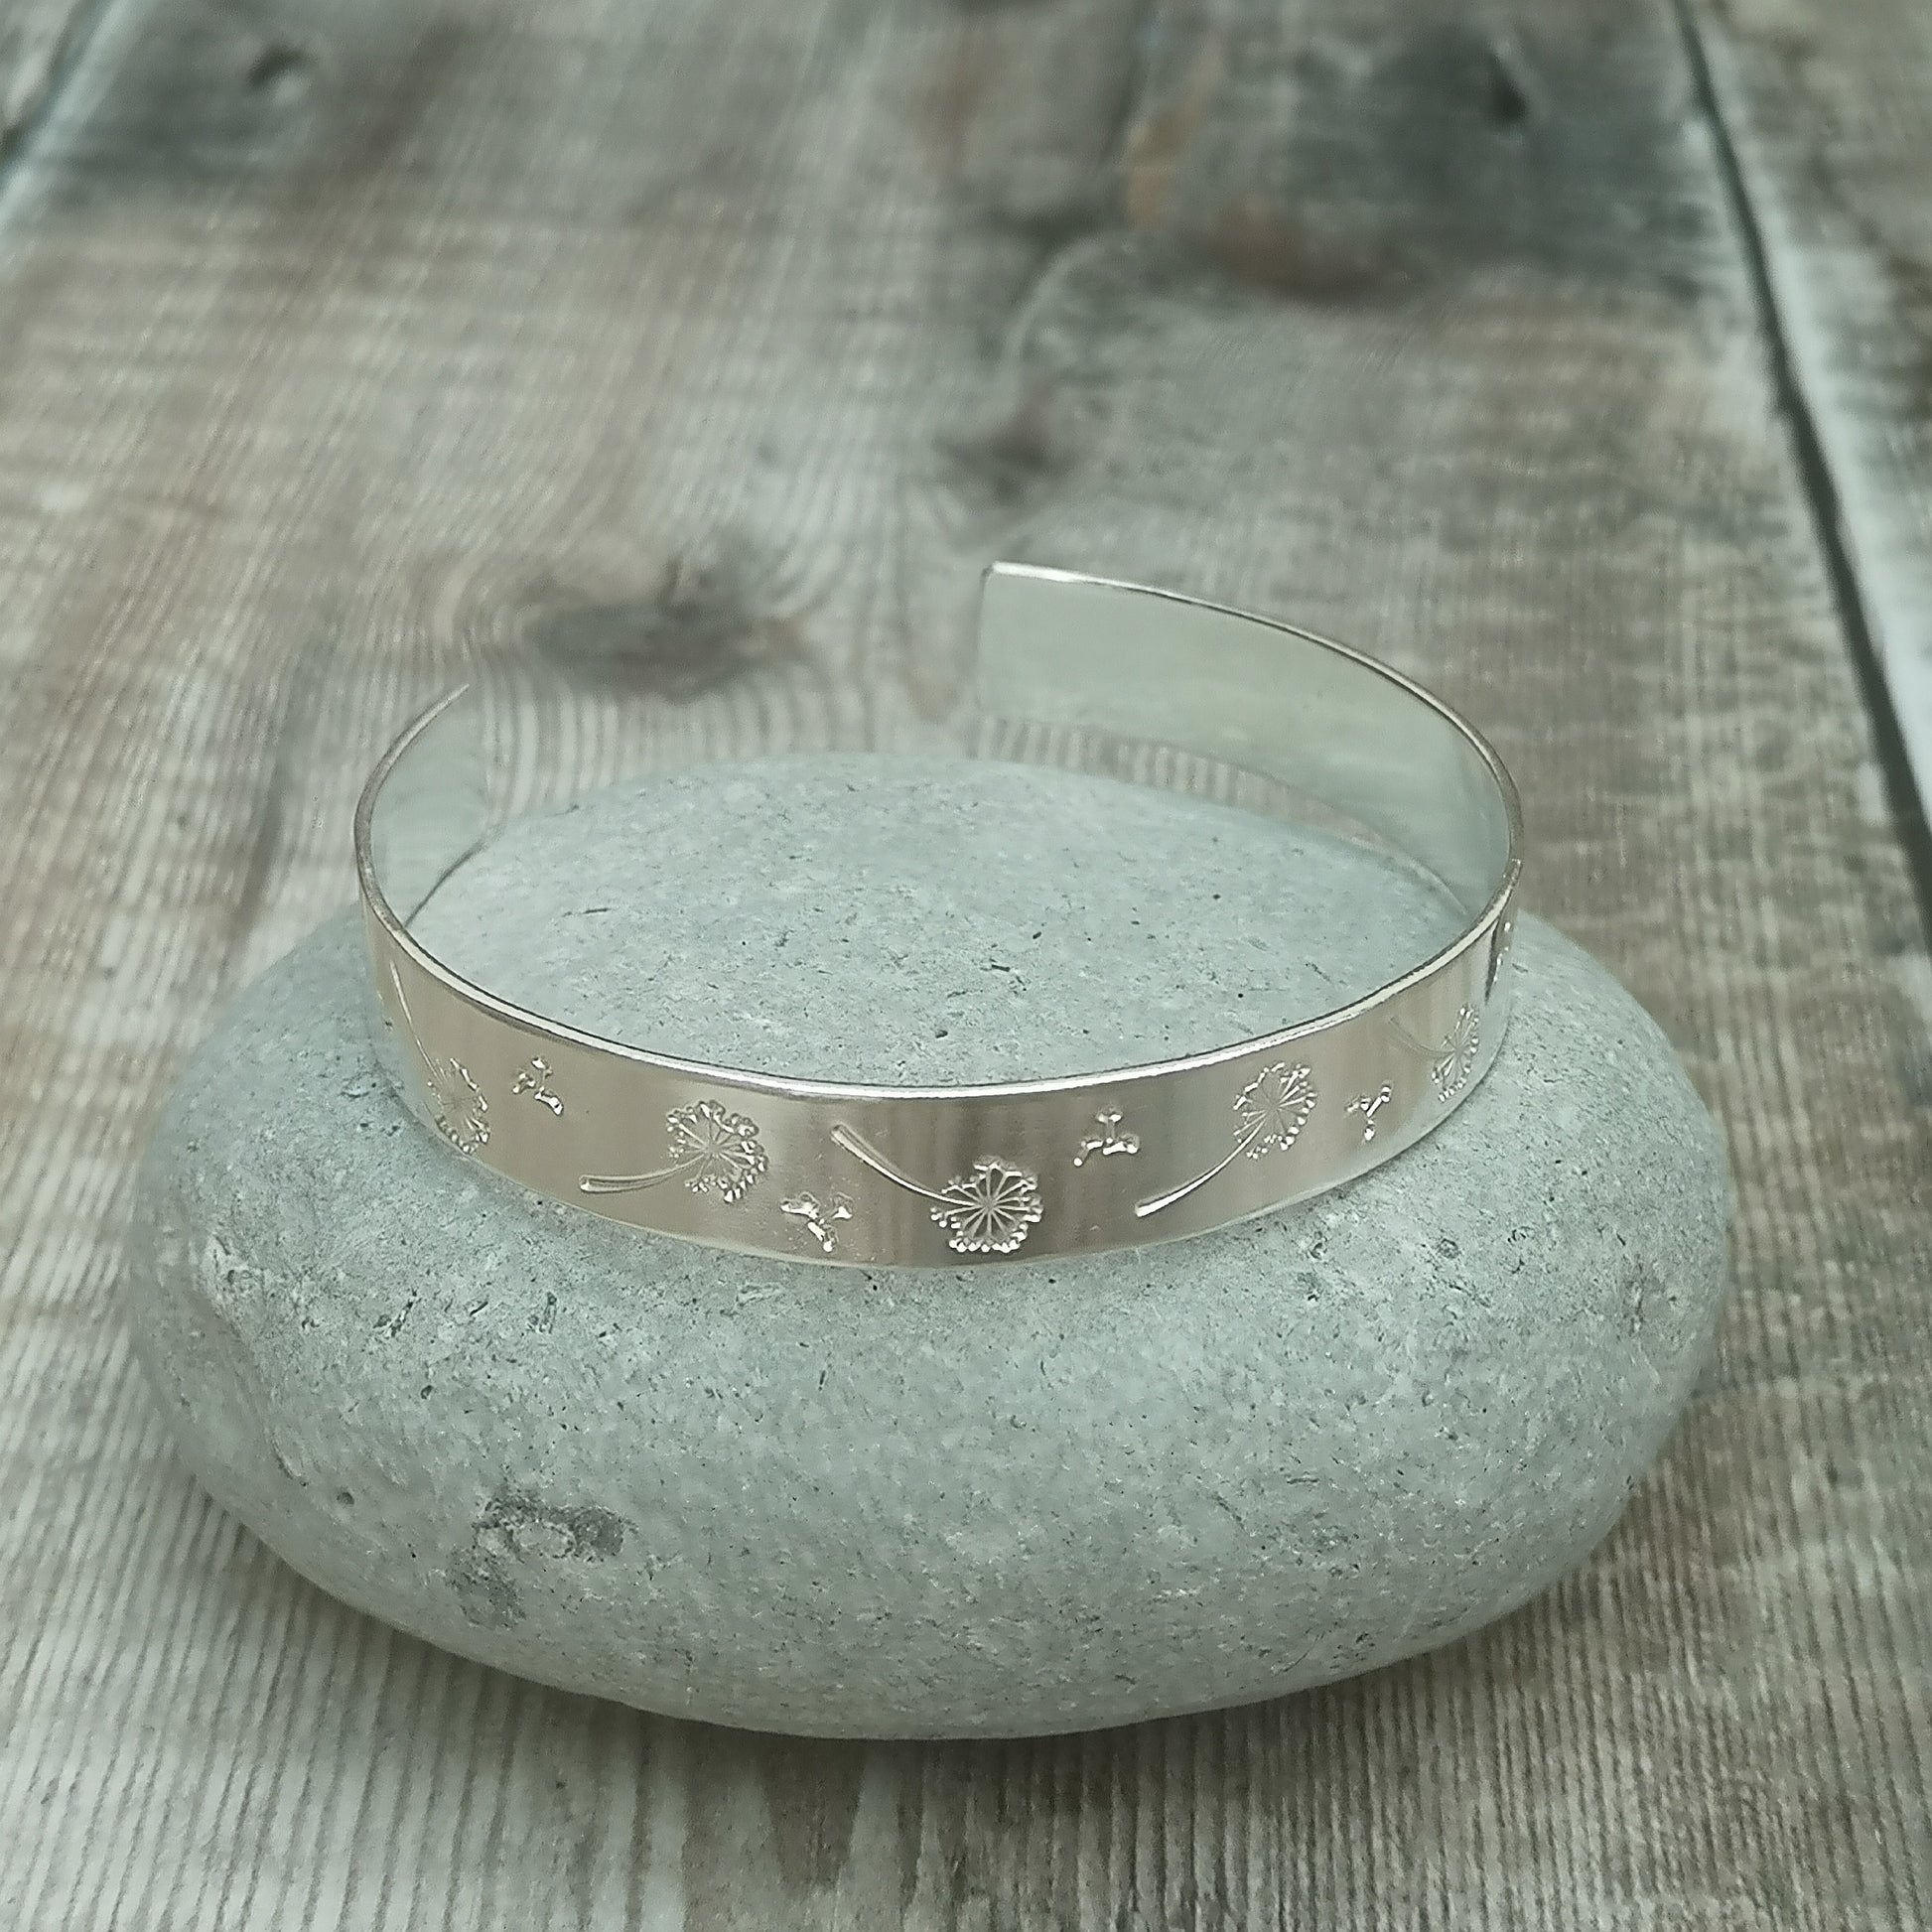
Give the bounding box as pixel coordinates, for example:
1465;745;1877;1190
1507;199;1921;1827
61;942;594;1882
1668;0;1932;948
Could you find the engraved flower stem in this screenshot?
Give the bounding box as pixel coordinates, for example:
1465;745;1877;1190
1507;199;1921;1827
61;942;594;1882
390;966;439;1085
829;1125;958;1205
578;1162;686;1196
1133;1119;1267;1219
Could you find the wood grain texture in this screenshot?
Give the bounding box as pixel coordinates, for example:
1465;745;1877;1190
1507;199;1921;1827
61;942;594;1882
1686;0;1932;855
0;0;1928;1925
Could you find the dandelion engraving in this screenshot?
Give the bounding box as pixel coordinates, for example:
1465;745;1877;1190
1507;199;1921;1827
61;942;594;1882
1136;1061;1316;1218
781;1190;855;1255
1236;1061;1318;1155
830;1126;1043;1255
388;965;489;1154
1432;1006;1480;1102
511;1056;564;1115
1072;1107;1141;1168
580;1099;767;1202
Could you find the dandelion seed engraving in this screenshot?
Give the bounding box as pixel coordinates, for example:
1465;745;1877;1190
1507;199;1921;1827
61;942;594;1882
1432;1006;1481;1102
1347;1084;1394;1142
580;1099;767;1202
388;965;489;1154
1072;1107;1140;1167
831;1127;1043;1255
511;1056;564;1116
781;1190;855;1255
1136;1062;1316;1218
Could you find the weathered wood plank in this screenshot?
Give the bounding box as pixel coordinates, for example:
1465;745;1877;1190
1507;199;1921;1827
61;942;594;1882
1686;0;1932;856
0;0;97;155
0;0;1928;1925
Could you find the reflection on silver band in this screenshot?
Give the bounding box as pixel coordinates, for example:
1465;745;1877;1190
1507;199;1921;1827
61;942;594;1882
355;563;1523;1267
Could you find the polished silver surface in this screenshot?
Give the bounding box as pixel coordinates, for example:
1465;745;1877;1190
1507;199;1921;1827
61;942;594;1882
354;564;1523;1266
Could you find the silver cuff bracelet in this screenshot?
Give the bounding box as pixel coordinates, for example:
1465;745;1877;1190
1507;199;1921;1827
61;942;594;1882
355;564;1523;1267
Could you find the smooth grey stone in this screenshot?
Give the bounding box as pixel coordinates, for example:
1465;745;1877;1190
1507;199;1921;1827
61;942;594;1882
126;758;1730;1738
